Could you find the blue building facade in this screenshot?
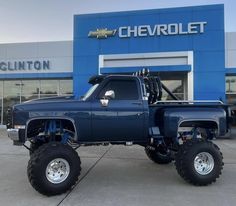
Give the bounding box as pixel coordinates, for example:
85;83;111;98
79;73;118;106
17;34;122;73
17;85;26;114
73;4;225;101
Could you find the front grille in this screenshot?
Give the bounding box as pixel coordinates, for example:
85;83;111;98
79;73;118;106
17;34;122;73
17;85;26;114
6;107;13;129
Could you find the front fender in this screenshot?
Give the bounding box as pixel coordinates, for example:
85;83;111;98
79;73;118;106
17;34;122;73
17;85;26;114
25;116;78;141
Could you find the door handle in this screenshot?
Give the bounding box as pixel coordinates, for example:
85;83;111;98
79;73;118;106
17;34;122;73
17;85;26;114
132;102;142;105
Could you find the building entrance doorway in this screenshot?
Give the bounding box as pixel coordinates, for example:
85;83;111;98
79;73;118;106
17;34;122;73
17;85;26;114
99;51;193;101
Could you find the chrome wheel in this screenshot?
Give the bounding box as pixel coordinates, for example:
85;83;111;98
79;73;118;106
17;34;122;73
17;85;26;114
194;152;214;175
46;158;70;184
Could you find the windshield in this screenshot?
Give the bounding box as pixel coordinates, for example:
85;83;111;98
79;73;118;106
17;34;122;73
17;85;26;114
82;84;99;100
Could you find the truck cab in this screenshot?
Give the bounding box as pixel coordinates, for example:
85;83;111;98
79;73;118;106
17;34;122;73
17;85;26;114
84;75;148;142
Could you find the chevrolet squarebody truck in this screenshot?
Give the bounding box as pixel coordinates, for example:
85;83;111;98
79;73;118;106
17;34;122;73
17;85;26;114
7;74;229;196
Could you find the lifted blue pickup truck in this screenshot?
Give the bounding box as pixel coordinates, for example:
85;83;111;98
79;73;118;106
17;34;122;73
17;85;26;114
7;71;230;196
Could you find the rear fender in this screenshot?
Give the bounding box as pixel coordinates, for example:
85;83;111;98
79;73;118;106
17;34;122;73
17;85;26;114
162;108;227;138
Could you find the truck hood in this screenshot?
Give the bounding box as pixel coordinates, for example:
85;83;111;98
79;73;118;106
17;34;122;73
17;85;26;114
11;95;90;126
24;95;76;103
13;95;81;111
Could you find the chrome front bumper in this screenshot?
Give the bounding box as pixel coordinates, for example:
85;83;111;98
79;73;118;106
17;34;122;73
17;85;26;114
7;129;20;141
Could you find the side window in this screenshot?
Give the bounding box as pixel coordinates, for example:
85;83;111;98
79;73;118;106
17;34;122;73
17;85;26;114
99;80;139;100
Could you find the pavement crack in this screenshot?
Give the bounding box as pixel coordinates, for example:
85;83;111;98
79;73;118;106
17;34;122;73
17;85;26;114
56;145;113;206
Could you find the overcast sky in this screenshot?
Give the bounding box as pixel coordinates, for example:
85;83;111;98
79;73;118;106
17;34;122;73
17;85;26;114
0;0;235;43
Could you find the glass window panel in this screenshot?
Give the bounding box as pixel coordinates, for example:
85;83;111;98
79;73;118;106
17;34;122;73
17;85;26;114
40;80;58;97
226;76;236;93
174;94;184;100
0;79;73;124
22;95;40;102
3;80;21;98
161;91;184;100
0;81;3;98
21;80;40;102
161;80;184;100
0;81;3;124
226;94;236;128
59;79;73;95
226;94;236;104
3;81;21;124
162;80;183;93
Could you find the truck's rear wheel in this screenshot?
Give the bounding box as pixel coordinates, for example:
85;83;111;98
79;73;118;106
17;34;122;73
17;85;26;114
145;145;172;164
175;139;223;186
27;142;81;196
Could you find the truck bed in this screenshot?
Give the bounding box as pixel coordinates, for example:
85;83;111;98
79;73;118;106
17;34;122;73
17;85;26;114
148;101;230;138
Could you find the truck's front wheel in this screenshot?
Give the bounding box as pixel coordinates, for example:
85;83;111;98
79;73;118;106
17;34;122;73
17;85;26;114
27;142;81;196
29;141;43;156
175;139;223;185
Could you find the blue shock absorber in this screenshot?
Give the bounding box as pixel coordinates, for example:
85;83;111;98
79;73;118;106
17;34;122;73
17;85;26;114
48;120;57;134
43;119;71;144
61;132;70;144
44;121;49;135
43;120;57;141
192;127;198;139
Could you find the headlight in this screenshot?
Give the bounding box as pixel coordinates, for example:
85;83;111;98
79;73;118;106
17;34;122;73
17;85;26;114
14;125;26;129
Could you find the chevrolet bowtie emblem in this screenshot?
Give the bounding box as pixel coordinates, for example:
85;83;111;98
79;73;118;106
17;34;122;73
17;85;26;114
88;28;116;39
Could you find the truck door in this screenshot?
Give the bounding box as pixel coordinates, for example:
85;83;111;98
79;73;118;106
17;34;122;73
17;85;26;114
91;78;145;142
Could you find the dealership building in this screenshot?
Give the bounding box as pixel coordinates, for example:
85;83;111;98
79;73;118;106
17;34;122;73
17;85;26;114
0;4;236;124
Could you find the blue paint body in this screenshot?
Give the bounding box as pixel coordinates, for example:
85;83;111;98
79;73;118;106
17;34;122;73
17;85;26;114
11;75;229;145
73;4;225;101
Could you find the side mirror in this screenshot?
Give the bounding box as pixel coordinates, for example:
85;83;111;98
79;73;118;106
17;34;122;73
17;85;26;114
100;90;115;107
104;90;115;99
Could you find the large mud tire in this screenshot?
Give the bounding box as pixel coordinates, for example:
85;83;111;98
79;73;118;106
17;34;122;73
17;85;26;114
27;142;81;196
145;146;172;164
175;139;223;186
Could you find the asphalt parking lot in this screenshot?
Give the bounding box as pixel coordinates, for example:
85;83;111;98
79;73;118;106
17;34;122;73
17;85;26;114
0;129;236;206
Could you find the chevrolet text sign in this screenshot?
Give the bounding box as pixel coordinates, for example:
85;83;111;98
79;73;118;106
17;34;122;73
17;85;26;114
88;22;207;39
119;22;207;38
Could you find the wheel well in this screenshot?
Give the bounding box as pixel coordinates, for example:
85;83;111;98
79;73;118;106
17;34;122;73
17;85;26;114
26;118;76;139
179;120;218;129
178;120;219;137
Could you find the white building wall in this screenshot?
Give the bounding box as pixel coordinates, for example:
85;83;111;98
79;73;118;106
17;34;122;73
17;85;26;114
225;32;236;68
0;41;73;74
